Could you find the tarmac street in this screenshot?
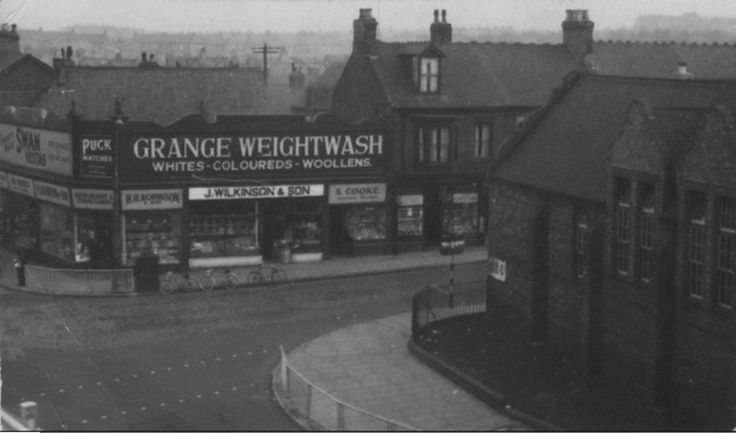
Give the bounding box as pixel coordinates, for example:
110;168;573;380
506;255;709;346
0;246;516;431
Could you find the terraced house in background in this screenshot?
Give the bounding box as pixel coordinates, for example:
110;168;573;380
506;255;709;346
333;8;736;253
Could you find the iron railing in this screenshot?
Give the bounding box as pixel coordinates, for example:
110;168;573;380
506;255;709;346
274;346;416;431
411;279;488;338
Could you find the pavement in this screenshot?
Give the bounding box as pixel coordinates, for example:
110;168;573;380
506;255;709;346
0;246;535;431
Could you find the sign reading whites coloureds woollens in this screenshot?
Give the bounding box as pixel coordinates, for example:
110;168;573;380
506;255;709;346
0;123;72;176
120;132;385;181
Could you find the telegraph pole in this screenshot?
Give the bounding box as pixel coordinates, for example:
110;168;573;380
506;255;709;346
252;42;284;83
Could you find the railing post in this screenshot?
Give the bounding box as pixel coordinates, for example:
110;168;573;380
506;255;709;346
486;273;493;315
336;402;345;430
20;401;37;430
279;346;288;392
306;384;312;419
411;293;419;338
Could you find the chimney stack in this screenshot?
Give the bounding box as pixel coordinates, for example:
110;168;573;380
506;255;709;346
430;9;452;44
562;9;594;63
0;23;20;57
353;8;378;56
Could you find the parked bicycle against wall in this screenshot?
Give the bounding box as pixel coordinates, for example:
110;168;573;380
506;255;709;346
247;262;287;285
199;268;241;291
160;271;201;294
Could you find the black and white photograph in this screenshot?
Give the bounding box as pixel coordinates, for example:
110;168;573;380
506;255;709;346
2;0;736;430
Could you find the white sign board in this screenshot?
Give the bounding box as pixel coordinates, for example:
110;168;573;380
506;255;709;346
189;184;324;201
0;123;73;176
329;183;386;204
34;180;71;206
122;189;183;210
72;188;113;210
8;174;34;197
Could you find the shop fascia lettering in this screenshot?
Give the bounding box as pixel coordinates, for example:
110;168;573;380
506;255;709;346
189;184;324;200
132;134;384;160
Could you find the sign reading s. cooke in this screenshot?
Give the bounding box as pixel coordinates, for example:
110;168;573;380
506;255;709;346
0;123;72;176
120;132;385;181
328;183;386;204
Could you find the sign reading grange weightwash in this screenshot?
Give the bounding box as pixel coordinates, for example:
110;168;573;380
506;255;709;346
121;132;385;181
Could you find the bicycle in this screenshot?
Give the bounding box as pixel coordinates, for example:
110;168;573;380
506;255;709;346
199;268;241;291
160;271;200;294
247;262;287;285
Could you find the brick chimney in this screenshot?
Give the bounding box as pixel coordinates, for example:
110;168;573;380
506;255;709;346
0;23;20;58
430;10;452;44
353;8;378;56
289;62;305;89
562;10;594;63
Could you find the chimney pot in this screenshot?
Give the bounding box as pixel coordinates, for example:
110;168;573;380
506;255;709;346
11;23;16;33
359;8;372;19
141;52;146;62
442;10;446;23
434;10;439;23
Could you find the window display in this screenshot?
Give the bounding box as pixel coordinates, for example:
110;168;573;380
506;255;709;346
75;215;96;263
189;202;258;258
283;200;322;253
124;212;181;265
443;193;479;236
344;204;386;241
397;194;423;240
11;195;36;249
40;203;74;262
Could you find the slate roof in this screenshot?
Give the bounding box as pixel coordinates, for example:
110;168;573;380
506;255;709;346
491;74;736;203
589;40;736;79
34;66;274;125
371;41;580;108
366;38;736;110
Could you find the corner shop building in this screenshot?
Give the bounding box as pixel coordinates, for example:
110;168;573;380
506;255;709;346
0;111;397;269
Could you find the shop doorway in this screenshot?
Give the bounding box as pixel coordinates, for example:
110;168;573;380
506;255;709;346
261;201;286;261
424;188;442;246
329;206;352;256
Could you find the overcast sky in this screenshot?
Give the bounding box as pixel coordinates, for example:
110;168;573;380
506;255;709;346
3;0;736;33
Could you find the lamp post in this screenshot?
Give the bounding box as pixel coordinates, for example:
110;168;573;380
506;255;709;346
440;187;464;308
111;98;125;280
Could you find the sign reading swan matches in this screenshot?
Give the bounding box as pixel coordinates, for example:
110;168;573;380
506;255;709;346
121;132;385;181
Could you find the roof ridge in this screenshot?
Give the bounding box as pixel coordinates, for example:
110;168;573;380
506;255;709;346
596;39;734;47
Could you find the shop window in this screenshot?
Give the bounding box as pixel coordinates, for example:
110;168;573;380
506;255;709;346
11;195;36;249
189;202;257;259
416;124;453;165
40;203;74;262
344;204;386;241
75;214;96;263
125;212;181;265
474;123;492;158
638;183;656;283
614;177;631;275
574;215;588;278
282;200;322;253
397;194;423;240
715;196;736;309
442;193;479;236
686;191;706;299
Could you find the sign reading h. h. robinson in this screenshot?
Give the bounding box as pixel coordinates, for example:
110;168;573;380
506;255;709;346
120;132;385;181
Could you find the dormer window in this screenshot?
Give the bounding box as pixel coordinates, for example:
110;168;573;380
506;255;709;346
419;57;439;93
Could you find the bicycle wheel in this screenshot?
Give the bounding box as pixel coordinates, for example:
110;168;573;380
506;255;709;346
224;272;240;290
271;269;287;283
247;271;262;285
199;275;216;292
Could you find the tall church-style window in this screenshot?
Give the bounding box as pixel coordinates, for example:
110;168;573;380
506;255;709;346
686;191;706;299
614;177;632;275
715;196;736;309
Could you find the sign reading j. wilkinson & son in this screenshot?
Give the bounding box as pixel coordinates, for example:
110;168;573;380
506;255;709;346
119;132;385;181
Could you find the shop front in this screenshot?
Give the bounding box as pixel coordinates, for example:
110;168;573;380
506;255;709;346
329;182;388;255
187;183;326;267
